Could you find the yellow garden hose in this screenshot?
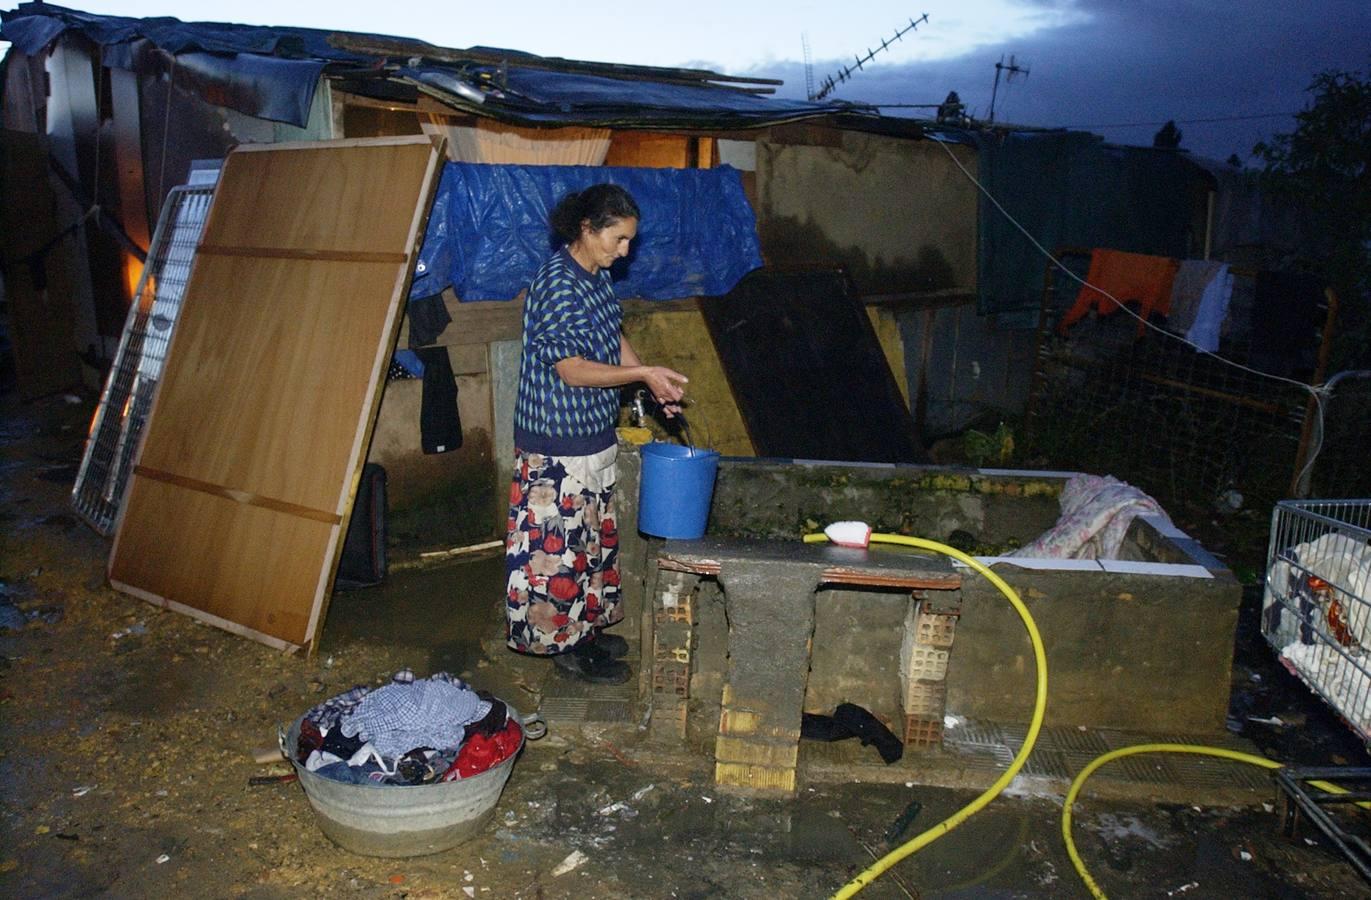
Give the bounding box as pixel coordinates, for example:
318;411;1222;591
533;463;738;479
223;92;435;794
803;531;1049;899
806;527;1364;898
1063;743;1369;899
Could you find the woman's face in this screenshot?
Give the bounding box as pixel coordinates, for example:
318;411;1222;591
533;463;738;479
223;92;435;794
578;216;638;271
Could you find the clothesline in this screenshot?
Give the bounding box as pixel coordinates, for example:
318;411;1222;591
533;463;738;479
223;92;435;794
1054;247;1233;348
1051;245;1261;279
1046;246;1327;362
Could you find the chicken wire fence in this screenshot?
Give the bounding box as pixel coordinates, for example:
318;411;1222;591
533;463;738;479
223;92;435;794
72;181;216;534
1023;256;1335;520
1263;500;1371;745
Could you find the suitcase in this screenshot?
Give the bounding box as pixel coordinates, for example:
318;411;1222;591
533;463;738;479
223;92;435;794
335;463;387;590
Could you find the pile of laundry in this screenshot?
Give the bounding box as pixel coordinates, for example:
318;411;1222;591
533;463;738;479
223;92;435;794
1011;473;1170;560
1264;532;1371;651
295;669;522;786
1262;533;1371;738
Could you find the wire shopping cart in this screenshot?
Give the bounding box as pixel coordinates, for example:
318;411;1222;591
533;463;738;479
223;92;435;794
1263;499;1371;743
1262;500;1371;879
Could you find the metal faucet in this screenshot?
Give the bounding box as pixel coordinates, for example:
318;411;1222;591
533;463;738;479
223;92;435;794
630;389;651;427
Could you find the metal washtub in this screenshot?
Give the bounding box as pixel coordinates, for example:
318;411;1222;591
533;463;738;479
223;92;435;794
281;705;546;857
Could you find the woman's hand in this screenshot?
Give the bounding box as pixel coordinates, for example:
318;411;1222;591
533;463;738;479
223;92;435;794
554;347;689;416
641;366;688;417
619;336;687;416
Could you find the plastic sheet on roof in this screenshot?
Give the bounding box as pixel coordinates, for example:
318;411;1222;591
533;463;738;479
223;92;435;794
0;2;355;125
400;65;848;128
409;163;763;302
0;2;372;62
2;3;850;130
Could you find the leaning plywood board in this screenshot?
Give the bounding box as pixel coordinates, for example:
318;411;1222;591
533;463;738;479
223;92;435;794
108;136;444;652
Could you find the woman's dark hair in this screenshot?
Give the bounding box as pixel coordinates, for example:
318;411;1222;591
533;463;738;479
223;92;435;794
549;183;640;244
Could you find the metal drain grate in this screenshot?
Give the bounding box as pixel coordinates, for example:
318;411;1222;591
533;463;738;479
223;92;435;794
1022;748;1070;778
538;641;641;725
945;720;1272;790
1107;754;1176;785
1172;754;1271;791
1041;727;1112;755
540;695;636;724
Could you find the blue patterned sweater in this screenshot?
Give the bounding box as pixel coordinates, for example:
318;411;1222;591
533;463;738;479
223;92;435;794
514;248;623;456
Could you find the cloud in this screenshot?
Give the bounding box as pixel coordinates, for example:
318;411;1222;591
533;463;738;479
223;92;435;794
746;0;1371;162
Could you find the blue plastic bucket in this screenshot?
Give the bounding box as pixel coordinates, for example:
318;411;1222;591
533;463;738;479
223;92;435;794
638;442;719;539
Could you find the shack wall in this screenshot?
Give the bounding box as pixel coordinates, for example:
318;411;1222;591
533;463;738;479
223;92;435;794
900;297;1038;440
42;37;105;384
365;344;496;549
755;132;979;296
751;129;1039;440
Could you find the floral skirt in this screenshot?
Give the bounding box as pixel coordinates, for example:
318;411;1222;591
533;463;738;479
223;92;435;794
504;445;622;654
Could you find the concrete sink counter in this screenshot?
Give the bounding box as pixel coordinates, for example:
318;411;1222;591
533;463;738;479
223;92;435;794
613;441;1240;756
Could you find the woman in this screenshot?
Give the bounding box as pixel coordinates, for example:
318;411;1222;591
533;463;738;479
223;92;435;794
505;184;688;684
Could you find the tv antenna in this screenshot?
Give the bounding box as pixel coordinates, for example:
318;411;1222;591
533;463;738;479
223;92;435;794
802;33;815;102
809;13;930;101
987;54;1029;123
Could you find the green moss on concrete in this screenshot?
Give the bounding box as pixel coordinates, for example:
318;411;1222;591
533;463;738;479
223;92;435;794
704;460;1063;550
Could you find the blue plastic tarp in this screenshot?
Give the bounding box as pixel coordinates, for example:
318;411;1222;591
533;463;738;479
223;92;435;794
410;163;762;301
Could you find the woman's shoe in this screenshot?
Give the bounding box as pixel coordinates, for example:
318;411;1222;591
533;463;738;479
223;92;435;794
552;644;631;684
588;631;630;659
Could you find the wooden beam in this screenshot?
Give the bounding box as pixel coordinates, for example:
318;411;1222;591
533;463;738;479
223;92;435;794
197;245;408;264
656;536;961;591
404;291;525;346
133;465;343;524
329;88;420;114
657;555;961;590
416;95;480;124
622;298;701;315
399;293;713;347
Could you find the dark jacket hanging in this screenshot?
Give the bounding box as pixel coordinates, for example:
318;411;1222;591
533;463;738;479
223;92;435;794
417;346;462;454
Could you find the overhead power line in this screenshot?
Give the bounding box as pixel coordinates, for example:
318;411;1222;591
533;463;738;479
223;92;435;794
1066;111;1298;129
856;105;1299;131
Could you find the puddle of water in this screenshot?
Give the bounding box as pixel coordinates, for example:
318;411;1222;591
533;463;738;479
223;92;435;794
319;554;506;675
1086;812;1176;850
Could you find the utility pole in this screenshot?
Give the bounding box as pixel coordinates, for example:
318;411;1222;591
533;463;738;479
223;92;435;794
988;54;1029;123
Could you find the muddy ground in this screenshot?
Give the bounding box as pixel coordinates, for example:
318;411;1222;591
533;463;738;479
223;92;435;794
3;393;1371;899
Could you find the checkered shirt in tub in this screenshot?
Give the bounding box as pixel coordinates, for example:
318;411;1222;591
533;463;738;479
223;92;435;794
305;669;469;731
340;679;491;757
